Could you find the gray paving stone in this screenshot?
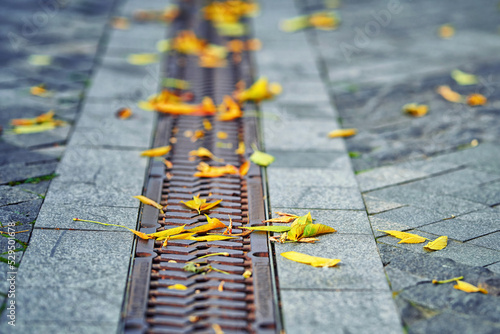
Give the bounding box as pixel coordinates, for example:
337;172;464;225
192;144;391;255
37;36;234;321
385;266;428;292
35;203;140;230
404;168;500;196
377;231;500;267
269;183;365;210
0;186;40;206
408;312;500;334
262;118;345;151
44;179;141;208
275;234;388;290
1;126;71;149
0;161;58;185
399;284;500;324
106;22;166;53
370;206;444;237
433;143;500;175
468;232;500;251
0;198;42;225
266;150;350;169
363;195;405;215
262;102;336;120
16;230;132;288
449;180;500;207
367;186;490;216
0;322;118;334
419;210;500;242
70;102;155;149
486;262;500;274
271;208;372;234
268;168;357;188
281;290;402;334
85;57;160;101
356;160;461;192
54;146;147;191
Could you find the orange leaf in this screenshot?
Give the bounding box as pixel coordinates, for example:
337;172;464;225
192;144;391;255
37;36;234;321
189;147;223;162
115;107;133;119
402;103;428;117
140;146;171;157
194;162;239;178
11;110;55;126
202;118;212;130
466;93;487;106
239;160;250;176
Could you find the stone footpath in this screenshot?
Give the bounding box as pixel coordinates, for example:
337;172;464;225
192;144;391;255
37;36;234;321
0;0;499;333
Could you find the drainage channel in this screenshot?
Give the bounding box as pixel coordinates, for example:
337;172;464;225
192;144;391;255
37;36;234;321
123;1;278;333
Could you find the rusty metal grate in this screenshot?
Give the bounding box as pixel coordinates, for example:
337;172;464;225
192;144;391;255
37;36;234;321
123;1;278;333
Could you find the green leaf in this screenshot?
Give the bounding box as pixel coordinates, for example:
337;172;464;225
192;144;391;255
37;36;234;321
241;225;292;233
250;150;275;167
291;212;312;227
302;223;336;238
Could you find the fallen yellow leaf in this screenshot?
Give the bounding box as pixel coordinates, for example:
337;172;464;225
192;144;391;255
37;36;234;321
402;103;428;117
111;16;130;30
234;77;281;103
424;236;448;251
168;284;188;290
217;96;243;121
186;215;227;233
454;280;488;294
203;118;212;131
189;147;223;162
30;84;51;97
436;85;463;103
242;269;252;278
217;131;228;139
194;162;239;178
148;225;186;238
235;141;246;155
281;251;341;268
11;121;66;134
327;128;357;138
398;236;427;244
140;145;171;157
180;194;223;214
11;110;55;126
133;195;164;214
241;225;292;233
127;53;158;65
189;235;237;241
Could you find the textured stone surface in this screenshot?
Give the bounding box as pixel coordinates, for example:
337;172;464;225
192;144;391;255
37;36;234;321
276;234;387;290
70;102;155;149
281;290;403;334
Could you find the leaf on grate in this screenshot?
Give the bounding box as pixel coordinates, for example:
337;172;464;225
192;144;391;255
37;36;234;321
241;225;292;233
189;147;223;162
133;195;164;214
148;224;186;238
194;162;239;178
157;232;195;241
239;160;250;176
402;103;428;117
168;284;188;290
189;235;237;241
180;194;222;214
281;251;340;268
186;215;227;233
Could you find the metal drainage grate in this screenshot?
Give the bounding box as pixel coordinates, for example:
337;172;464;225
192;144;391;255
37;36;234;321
123;1;278;333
